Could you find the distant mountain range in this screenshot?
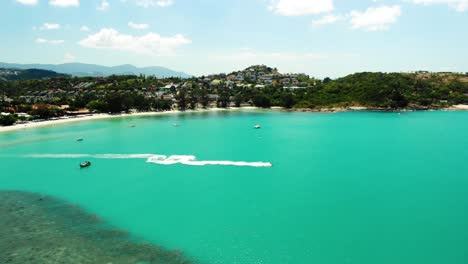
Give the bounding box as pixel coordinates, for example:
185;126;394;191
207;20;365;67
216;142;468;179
0;62;191;78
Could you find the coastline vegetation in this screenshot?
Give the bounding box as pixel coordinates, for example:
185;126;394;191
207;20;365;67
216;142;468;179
1;65;467;126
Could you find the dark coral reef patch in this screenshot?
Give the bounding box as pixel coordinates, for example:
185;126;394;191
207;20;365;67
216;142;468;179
0;191;194;264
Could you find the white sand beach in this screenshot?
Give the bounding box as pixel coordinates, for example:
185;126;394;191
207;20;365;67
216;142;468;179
445;104;468;110
0;107;258;133
2;105;467;133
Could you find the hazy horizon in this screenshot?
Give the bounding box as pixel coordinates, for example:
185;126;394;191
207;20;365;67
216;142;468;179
3;60;468;79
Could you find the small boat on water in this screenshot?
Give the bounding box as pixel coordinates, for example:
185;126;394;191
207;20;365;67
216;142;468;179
173;123;180;127
76;138;84;142
80;161;92;168
129;125;136;127
254;124;261;129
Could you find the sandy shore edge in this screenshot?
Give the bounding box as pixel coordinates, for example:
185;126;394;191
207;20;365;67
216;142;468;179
1;104;467;133
444;104;468;110
0;107;258;133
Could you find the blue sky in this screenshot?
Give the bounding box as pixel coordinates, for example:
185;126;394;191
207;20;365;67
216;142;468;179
0;0;467;77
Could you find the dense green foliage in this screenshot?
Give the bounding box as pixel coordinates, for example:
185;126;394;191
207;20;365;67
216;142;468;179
85;93;172;113
1;68;467;126
0;68;69;81
0;115;16;126
291;72;468;109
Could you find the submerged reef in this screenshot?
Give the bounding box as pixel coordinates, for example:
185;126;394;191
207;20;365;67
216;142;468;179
0;191;193;264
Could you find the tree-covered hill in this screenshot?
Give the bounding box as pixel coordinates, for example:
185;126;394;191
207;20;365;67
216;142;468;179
0;68;69;81
1;66;467;124
293;72;468;109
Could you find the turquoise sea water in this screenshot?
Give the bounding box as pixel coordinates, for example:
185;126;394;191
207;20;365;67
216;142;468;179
1;110;468;264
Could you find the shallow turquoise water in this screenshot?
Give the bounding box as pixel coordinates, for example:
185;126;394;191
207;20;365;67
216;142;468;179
1;110;468;264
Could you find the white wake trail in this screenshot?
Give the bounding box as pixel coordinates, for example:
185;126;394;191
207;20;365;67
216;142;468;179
146;155;272;167
24;154;273;168
26;154;91;158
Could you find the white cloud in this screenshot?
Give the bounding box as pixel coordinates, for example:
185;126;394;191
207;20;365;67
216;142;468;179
411;0;468;11
39;23;61;30
78;28;191;55
134;0;174;8
15;0;38;5
155;0;173;7
80;25;90;31
64;53;76;63
128;21;150;30
350;5;401;31
312;14;343;27
97;0;110;10
268;0;334;16
49;0;79;7
36;38;65;44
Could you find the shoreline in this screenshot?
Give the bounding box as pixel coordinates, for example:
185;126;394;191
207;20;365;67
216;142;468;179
285;104;468;113
1;104;467;133
0;107;258;133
